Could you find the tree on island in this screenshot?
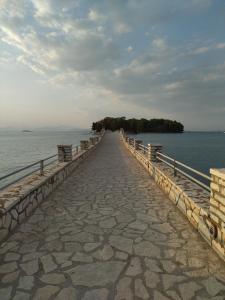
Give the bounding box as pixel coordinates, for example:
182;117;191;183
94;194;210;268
92;117;184;133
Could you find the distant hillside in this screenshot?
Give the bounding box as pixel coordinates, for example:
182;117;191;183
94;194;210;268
92;117;184;133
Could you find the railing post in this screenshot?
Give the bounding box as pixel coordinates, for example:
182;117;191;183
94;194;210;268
76;146;79;154
57;145;72;162
40;160;44;176
202;169;225;258
209;169;225;238
134;140;142;151
173;159;177;176
129;138;134;146
89;137;97;145
80;140;89;151
148;144;163;162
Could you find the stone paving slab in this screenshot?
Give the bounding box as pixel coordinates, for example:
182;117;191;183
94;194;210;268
1;132;225;299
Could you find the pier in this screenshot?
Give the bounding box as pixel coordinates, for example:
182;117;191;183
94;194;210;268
1;132;225;299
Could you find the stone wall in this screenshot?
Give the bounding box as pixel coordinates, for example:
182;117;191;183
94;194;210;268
121;131;225;262
0;133;104;243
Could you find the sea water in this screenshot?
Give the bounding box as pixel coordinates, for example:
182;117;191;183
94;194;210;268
130;132;225;175
0;129;91;187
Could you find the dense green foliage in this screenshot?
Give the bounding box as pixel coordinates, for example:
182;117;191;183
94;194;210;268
92;117;184;133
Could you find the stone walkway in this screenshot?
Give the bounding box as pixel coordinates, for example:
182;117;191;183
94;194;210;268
1;132;225;300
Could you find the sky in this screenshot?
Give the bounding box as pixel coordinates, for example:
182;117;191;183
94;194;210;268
0;0;225;130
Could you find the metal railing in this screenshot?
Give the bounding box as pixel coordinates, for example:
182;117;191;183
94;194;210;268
0;130;105;191
0;143;85;191
0;154;59;190
138;144;148;154
120;130;211;192
156;152;211;192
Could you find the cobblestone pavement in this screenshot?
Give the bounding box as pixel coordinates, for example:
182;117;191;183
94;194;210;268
1;132;225;300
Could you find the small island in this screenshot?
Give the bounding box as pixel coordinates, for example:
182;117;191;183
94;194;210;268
92;117;184;133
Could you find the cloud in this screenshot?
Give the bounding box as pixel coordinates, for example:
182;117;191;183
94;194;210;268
88;9;105;22
1;0;225;130
152;38;167;51
216;43;225;49
127;46;133;53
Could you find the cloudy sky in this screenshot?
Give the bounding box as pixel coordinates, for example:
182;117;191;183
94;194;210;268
0;0;225;130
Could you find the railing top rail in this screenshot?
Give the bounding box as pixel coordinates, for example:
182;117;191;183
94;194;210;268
0;153;58;182
122;133;211;191
139;144;148;150
157;151;211;181
157;156;210;191
0;135;101;190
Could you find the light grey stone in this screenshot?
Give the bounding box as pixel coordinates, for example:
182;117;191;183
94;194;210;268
162;274;186;290
135;279;149;299
19;242;39;254
18;276;34;290
20;259;39;275
67;261;126;287
40;254;57;273
92;244;114;261
34;285;60;300
151;223;174;234
134;241;160;258
116;213;135;224
64;242;82;252
55;287;77;300
22;252;43;262
99;217;116;228
0;262;17;274
115;251;128;260
164;249;176;259
144;258;162;273
84;242;101;252
84;225;104;235
166;290;182;300
61;261;72;268
202;276;225;296
145;271;160;288
13;291;30;300
45;233;59;242
2;271;20;283
0;229;8;242
143;229;167;242
40;273;66;285
109;235;133;254
52;252;72;264
72;252;93;263
153;291;170;300
178;282;202;300
128;221;147;231
161;260;176;273
0;287;12;300
4;252;21;261
115;277;133;300
82;288;109;300
64;231;94;243
126;257;142;276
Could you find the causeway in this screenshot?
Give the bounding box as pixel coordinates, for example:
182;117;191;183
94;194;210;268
0;132;225;299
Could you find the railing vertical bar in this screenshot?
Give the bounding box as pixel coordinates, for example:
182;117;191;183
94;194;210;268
40;160;44;176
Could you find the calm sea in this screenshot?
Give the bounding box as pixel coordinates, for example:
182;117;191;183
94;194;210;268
0;129;91;187
130;132;225;175
0;131;225;188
